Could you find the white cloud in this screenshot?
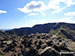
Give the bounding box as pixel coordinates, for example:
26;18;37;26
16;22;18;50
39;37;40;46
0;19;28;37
63;0;75;6
18;1;47;16
50;0;75;14
48;0;61;10
0;10;7;14
62;11;75;23
18;0;75;15
28;13;39;16
55;16;73;23
52;7;66;14
64;12;75;16
31;16;73;24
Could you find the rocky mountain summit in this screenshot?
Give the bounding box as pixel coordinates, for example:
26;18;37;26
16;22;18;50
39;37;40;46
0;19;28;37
0;22;75;56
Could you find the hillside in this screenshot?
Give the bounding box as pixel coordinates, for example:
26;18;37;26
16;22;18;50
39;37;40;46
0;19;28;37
0;22;75;56
0;30;75;56
6;22;75;36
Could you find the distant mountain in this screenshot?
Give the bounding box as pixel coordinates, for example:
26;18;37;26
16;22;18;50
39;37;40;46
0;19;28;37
6;22;75;36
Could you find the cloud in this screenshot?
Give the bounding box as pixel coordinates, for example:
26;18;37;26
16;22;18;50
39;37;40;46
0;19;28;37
18;1;47;16
56;16;73;23
28;13;39;16
48;0;61;10
31;16;73;24
63;0;75;6
18;0;75;15
52;7;66;14
50;0;75;14
64;12;75;16
0;10;7;14
62;11;75;23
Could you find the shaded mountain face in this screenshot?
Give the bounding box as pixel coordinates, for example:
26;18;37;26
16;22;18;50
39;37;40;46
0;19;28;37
6;22;75;36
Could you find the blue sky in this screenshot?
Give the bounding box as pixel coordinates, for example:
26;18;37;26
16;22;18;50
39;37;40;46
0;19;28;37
0;0;75;29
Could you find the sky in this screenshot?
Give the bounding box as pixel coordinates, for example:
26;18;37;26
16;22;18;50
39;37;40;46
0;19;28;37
0;0;75;29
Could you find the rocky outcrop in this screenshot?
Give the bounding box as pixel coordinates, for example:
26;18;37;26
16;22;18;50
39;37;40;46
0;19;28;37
0;32;75;56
